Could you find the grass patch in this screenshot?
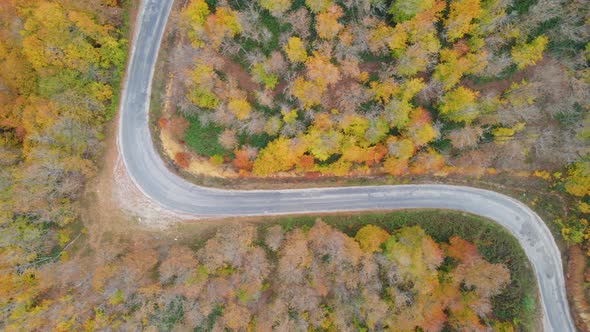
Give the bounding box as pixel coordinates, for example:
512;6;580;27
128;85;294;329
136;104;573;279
508;0;538;15
194;305;223;332
554;102;585;128
238;131;273;149
150;297;185;331
183;116;227;157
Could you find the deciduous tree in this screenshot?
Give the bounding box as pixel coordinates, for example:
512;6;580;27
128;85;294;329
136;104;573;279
305;0;333;13
355;225;390;253
258;0;292;16
252;137;305;175
444;0;482;41
284;37;308;63
511;35;548;69
181;0;210;47
315;5;343;39
438;86;479;123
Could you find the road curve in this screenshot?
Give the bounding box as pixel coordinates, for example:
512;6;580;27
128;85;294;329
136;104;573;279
117;0;574;330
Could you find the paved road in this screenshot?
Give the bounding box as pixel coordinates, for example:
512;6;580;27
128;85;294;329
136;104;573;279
117;0;575;330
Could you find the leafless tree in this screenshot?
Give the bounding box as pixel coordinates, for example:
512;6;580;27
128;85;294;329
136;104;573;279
218;129;238;150
286;8;311;40
447;126;483;150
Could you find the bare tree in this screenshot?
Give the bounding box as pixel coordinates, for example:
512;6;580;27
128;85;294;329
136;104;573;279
447;126;483;150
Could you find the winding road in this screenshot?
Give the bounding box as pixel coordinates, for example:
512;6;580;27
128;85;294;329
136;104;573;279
117;0;575;331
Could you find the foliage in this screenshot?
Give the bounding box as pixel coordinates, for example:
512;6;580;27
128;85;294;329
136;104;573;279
433;48;487;90
258;0;292;15
251;63;279;90
252;137;304;175
511;35;548;69
183;117;227;157
444;0;482;41
305;0;333;13
187;63;219;109
354;225;389;253
315;5;343;39
438;86;479;124
564;162;590;198
284;37;308;63
388;0;435;23
227;99;252;120
0;0;128;326
96;218;513;331
182;0;210;47
204;6;242;48
170;0;589;220
292;77;326;108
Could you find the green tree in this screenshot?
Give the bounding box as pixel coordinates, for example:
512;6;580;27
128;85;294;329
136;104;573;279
438;86;479;123
258;0;292;15
511;35;548;69
388;0;435;23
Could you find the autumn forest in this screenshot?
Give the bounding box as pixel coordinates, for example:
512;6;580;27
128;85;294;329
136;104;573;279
155;0;590;252
0;0;589;330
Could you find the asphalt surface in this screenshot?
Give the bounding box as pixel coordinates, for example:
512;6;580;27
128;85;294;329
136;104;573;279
117;0;575;330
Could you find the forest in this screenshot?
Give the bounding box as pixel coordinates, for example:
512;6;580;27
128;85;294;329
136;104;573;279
0;0;587;330
159;0;588;180
0;210;537;331
154;0;590;276
0;0;128;327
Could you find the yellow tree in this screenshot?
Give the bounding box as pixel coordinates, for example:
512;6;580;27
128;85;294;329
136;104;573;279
408;122;438;147
187;63;219;109
438;86;479;124
388;0;435;23
383;226;444;293
21;2;69;71
355;225;390;253
368;23;395;54
386;136;415;159
304;125;343;161
258;0;292;15
409;149;446;174
406;107;437;146
292;77;326;108
511;35;548;69
205;7;242;49
227;99;252;120
433;47;487;90
305;0;333;13
315;5;343;39
340;114;370;146
251;62;279;90
284;37;308;63
383;156;410;176
181;0;210;47
252;137;305;175
370;79;399;104
564;162;590;197
305;52;340;86
444;0;482;41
